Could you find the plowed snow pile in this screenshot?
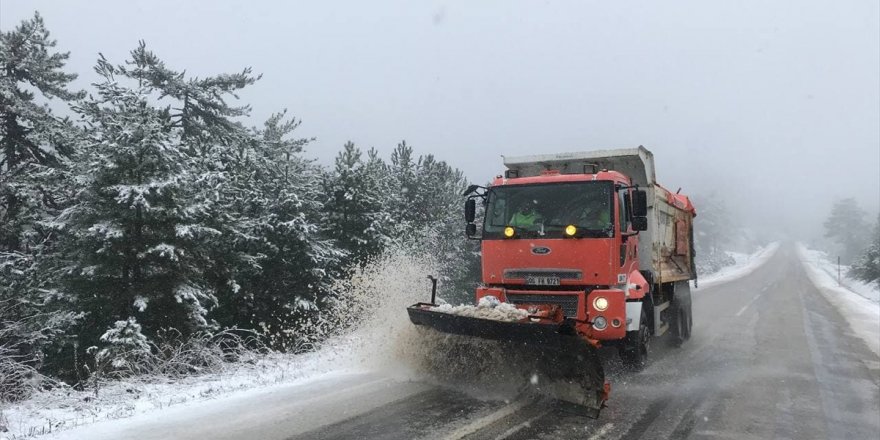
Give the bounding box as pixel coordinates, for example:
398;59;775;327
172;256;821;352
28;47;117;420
430;296;528;321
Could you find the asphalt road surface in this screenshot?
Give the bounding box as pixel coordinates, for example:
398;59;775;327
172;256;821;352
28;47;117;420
59;244;879;440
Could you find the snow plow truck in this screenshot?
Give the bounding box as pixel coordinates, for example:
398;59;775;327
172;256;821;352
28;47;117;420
407;146;697;416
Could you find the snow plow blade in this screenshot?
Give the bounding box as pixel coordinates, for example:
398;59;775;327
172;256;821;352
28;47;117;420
407;303;607;417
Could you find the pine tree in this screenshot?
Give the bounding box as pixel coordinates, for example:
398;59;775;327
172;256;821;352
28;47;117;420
823;198;869;263
215;112;343;349
120;41;258;152
0;12;83;251
0;12;84;386
323;141;389;267
63;56;217;363
388;140;419;234
384;141;477;301
850;214;880;288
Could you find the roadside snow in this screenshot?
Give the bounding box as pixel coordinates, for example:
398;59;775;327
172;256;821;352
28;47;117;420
430;296;528;322
797;246;878;304
797;244;880;358
696;242;780;289
0;349;353;440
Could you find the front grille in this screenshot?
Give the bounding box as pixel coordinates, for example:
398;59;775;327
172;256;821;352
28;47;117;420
503;269;582;280
506;293;580;318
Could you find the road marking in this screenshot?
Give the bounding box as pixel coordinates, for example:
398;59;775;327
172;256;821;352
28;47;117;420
493;407;552;440
438;399;533;440
735;294;763;317
586;423;615;440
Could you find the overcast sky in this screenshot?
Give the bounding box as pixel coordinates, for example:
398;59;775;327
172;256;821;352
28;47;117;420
2;0;878;239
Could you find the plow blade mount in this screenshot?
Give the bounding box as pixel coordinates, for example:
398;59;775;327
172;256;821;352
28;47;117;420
407;304;606;417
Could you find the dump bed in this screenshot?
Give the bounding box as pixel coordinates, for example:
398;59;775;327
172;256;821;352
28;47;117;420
502;146;697;283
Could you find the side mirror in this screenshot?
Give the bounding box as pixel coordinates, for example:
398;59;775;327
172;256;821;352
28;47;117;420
632;216;648;231
465;199;476;223
632;190;648;217
466;223;477;236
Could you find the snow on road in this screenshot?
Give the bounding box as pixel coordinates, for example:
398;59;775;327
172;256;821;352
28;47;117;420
797;244;880;358
695;242;780;289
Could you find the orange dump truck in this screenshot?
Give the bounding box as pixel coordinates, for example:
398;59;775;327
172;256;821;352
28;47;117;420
408;146;696;416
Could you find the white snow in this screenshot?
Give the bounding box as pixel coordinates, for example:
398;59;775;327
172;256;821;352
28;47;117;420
0;350;348;440
695;242;780;289
430;296;528;322
796;244;880;358
41;371;423;440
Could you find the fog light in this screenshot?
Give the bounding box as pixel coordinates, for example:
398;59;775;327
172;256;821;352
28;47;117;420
593;316;607;330
593;296;608;311
611;318;621;327
503;226;515;238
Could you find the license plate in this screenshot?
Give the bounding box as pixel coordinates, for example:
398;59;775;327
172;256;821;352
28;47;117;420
526;276;560;286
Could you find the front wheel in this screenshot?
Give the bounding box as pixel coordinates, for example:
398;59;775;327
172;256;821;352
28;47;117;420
620;306;649;370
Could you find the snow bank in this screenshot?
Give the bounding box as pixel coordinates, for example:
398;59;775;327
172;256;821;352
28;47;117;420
695;242;779;289
0;350;349;440
430;296;528;322
797;244;880;358
797;247;878;304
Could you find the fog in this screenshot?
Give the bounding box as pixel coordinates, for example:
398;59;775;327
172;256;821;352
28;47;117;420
3;0;878;240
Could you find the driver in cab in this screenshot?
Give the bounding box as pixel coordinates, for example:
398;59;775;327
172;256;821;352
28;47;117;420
509;202;542;228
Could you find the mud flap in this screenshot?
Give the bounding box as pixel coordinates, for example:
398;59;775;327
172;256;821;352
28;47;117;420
407;305;607;417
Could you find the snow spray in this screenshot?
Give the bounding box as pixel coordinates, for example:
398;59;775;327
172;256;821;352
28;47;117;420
306;245;540;401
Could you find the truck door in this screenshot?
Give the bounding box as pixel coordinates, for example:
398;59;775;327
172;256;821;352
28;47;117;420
618;188;635;269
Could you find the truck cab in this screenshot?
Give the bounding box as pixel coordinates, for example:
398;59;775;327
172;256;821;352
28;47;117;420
464;146;696;366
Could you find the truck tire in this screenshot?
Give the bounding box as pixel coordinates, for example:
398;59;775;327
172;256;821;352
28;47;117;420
620;307;649;370
670;299;691;347
670;281;693;346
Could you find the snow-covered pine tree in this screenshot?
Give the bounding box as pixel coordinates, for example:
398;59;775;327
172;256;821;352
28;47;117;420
823;198;870;264
0;12;83;251
215;112;343;350
382;141;478;301
410;153;478;301
63;56;217;365
323;141;389;268
850;214;880;288
120;41;258;153
111;42;260;325
0;12;84;389
387;141;419;236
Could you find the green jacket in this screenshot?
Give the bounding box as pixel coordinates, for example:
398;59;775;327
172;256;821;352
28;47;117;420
510;211;541;227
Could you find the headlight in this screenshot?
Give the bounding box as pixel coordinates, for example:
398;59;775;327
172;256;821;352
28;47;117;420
593;296;608;311
564;224;577;237
503;226;515;238
593;316;607;330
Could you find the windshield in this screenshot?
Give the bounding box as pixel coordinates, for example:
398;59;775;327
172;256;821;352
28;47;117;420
484;181;614;239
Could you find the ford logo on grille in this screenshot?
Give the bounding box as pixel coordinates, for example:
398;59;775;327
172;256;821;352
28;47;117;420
531;246;551;255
